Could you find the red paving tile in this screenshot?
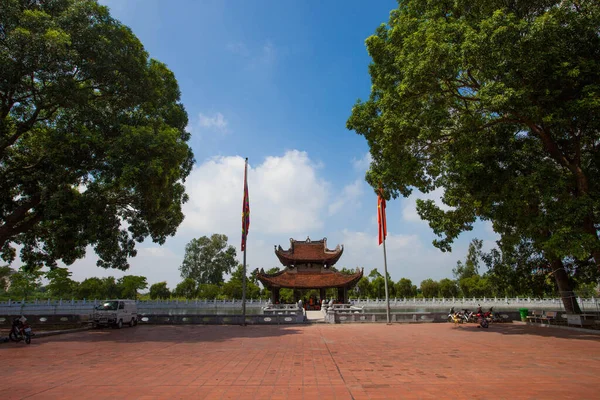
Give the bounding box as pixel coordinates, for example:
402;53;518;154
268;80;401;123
1;323;599;399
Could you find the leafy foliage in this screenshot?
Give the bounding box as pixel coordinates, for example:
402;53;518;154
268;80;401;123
394;278;417;298
0;265;13;292
45;267;77;298
174;277;198;298
7;266;43;299
0;0;194;271
348;0;600;312
221;264;261;299
149;281;170;300
118;275;147;299
420;279;441;298
179;234;237;285
438;278;460;298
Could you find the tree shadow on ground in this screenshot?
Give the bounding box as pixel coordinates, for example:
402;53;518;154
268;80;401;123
457;322;600;342
23;324;309;346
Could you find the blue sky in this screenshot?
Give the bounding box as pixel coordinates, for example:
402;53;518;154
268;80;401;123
61;0;500;290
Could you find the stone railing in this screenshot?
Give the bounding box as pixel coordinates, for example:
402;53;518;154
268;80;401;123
321;303;364;316
137;313;305;325
325;310;522;324
349;297;600;312
0;298;268;316
262;303;304;317
1;297;598;315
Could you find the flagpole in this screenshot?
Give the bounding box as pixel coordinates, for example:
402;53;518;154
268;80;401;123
380;198;391;324
242;158;248;326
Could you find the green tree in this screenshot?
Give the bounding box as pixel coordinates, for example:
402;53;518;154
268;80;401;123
459;275;493;298
453;240;483;281
369;275;387;299
347;0;600;313
77;277;104;300
336;267;358;275
180;234;237;285
0;0;194;271
265;267;281;275
222;264;261;299
197;283;222;299
279;288;294;303
101;277;121;299
0;266;13;292
368;268;383;280
149;281;171;300
482;242;560;298
367;268;393;298
395;278;417;298
8;266;43;299
355;276;371;298
45;267;77;298
438;278;460;298
420;279;440;298
118;275;147;299
174;277;198;298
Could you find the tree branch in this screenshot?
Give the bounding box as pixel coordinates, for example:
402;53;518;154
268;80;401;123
0;194;43;250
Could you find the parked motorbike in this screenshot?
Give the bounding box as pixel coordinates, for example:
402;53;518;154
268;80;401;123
447;307;463;324
475;305;489;328
462;309;475;323
484;307;503;323
9;316;33;344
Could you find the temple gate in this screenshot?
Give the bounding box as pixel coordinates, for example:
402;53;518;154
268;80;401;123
256;237;363;306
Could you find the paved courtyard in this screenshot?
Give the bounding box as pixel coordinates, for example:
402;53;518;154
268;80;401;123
1;323;599;399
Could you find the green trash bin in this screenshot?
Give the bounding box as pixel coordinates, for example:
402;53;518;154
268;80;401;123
519;308;528;322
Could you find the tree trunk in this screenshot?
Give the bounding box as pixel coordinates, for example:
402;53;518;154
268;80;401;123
551;259;581;314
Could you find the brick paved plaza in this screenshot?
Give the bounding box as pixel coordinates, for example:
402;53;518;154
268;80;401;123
1;323;599;399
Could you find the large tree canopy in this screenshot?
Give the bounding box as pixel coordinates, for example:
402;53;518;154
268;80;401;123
0;0;194;270
179;234;237;285
348;0;600;312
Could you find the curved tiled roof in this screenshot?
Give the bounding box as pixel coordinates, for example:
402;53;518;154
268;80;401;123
274;237;344;266
256;268;363;289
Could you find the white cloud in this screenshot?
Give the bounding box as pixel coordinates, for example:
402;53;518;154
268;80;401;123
228;40;278;70
402;187;452;223
182;150;329;238
198;112;228;131
352;152;372;173
337;229;463;287
138;247;177;258
226;42;249;57
483;221;496;234
260;41;276;65
58;244;182;291
328;179;364;216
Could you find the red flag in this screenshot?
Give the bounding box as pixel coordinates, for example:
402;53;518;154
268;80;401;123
377;187;387;245
241;158;250;251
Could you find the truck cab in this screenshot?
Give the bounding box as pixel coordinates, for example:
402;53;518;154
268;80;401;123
92;299;138;329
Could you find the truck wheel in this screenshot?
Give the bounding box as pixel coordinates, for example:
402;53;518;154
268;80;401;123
129;318;135;327
116;319;123;329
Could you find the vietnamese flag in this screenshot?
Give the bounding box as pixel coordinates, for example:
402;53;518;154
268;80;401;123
377;187;387;245
241;158;250;251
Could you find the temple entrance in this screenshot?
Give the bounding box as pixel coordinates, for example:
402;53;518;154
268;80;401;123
256;237;363;307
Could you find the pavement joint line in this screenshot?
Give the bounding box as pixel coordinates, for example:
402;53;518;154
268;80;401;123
319;325;356;400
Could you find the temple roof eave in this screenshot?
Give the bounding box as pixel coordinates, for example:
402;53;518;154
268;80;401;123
274;244;344;266
256;268;363;290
